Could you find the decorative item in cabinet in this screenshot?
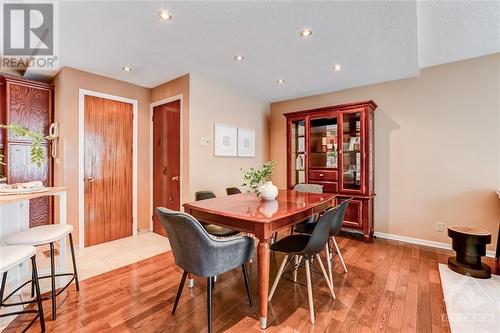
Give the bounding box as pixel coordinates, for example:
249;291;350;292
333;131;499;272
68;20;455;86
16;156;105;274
284;100;376;241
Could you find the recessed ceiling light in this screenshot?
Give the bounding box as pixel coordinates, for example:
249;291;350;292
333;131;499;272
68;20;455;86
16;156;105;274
299;29;313;38
234;55;244;62
334;64;342;72
159;10;172;20
121;66;132;72
276;79;285;84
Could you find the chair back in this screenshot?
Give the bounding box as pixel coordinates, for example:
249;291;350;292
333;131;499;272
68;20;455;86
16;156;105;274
226;187;242;195
156;207;217;276
329;199;351;237
301;207;337;256
195;191;216;201
293;183;323;194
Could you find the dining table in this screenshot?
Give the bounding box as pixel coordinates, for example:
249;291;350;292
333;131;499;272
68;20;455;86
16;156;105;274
183;189;335;329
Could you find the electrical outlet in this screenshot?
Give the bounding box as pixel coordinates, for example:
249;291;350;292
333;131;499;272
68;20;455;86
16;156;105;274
200;137;210;146
436;222;444;232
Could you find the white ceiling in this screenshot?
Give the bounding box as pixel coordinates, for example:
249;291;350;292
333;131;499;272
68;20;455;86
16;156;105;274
37;1;500;102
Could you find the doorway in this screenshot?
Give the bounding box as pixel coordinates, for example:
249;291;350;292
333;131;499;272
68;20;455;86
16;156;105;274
151;99;181;236
78;90;138;248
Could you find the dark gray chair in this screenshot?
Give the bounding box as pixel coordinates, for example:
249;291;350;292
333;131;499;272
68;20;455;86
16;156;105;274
156;208;253;333
294;199;351;278
268;207;337;324
194;191;239;237
226;187;242;195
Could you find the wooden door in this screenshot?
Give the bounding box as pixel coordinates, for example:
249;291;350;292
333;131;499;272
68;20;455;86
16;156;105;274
84;95;133;246
152;100;181;236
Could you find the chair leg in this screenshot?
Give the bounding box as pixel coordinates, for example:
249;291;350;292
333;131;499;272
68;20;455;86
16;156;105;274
242;264;253;306
325;241;333;285
0;272;7;306
172;271;188;314
305;258;315;324
50;242;57;320
31;256;45;332
31;267;35;298
315;254;336;299
207;277;213;333
268;255;289;301
293;255;300;282
332;237;348;273
68;233;80;290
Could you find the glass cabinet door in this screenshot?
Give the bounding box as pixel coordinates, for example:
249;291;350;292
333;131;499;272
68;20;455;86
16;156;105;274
340;111;363;192
308;117;338;169
289;118;306;187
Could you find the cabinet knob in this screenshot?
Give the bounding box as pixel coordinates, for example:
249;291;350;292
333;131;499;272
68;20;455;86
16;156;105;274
319;173;324;177
171;176;180;181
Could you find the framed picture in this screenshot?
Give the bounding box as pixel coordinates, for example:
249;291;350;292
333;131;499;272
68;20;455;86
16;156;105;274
214;123;237;156
238;128;256;157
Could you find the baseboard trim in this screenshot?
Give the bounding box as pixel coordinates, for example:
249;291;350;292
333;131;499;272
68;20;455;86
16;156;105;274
373;231;496;258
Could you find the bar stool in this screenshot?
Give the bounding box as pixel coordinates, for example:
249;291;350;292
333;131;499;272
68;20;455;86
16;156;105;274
4;224;79;320
0;245;45;332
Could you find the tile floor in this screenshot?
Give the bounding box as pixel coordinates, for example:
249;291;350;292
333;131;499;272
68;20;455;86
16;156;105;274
0;231;171;329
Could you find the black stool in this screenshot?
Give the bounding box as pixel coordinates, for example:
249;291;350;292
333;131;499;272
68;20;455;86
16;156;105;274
448;226;491;279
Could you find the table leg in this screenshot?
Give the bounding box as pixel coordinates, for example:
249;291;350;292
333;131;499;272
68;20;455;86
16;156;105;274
258;239;270;329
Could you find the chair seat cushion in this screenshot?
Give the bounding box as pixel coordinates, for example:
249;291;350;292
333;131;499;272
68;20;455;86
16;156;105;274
201;223;239;237
0;245;36;273
5;224;73;246
270;234;311;254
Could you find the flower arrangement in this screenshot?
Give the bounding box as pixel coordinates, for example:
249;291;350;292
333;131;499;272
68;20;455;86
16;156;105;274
0;123;54;167
241;160;276;195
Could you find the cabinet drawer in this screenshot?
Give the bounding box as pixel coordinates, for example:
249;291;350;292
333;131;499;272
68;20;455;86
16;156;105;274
309;181;337;193
309;170;337;181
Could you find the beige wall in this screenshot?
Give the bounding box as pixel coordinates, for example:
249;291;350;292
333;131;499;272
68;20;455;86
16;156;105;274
270;54;500;251
189;74;269;198
52;67;151;244
151;74;190;204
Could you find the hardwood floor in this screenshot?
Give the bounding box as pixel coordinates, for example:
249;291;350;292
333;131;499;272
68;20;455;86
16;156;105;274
5;235;499;333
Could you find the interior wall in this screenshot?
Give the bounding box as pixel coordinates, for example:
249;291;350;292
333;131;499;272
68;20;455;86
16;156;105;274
189;74;269;198
270;53;500;251
150;74;190;204
52;67;152;244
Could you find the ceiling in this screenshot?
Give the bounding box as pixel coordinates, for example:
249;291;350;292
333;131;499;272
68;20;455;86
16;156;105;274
28;1;500;102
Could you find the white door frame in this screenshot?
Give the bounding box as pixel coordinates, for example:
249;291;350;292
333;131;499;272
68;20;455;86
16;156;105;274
149;95;184;232
78;89;138;249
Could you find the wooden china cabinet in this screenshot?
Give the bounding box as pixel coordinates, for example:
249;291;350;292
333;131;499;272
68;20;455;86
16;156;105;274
285;100;376;241
0;75;54;227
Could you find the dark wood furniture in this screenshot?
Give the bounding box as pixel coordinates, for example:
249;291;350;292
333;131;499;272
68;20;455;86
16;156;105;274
0;75;54;227
447;226;491;278
285;101;376;241
183;189;335;330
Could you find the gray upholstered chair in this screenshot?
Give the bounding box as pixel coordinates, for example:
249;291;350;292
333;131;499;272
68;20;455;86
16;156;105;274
156;208;253;333
194;191;239;237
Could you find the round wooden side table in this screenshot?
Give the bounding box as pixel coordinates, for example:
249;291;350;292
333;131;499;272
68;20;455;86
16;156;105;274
448;226;491;278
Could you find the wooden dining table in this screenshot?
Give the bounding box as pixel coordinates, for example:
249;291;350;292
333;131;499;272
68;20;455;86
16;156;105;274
183;189;335;329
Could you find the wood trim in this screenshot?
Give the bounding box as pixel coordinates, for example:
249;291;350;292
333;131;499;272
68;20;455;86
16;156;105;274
282;100;377;118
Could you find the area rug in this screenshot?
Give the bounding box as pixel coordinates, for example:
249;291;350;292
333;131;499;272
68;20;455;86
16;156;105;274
438;263;500;333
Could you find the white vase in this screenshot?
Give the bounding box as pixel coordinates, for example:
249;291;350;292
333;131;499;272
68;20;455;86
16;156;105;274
259;181;278;200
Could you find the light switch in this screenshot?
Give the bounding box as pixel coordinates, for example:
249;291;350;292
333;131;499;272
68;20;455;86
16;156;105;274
201;137;210;146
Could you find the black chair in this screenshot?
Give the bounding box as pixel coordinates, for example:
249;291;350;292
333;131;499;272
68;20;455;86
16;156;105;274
268;207;337;324
226;187;242;195
156;208;253;333
194;191;239;237
294;199;351;280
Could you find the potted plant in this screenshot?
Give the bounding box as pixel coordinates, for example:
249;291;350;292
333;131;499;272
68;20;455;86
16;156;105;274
241;160;278;200
0;123;54;167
